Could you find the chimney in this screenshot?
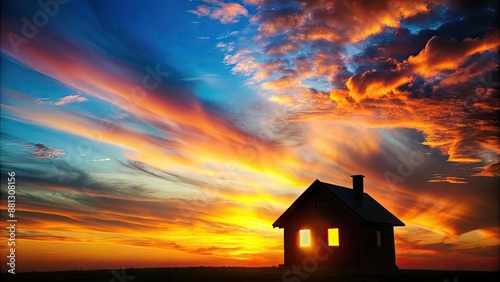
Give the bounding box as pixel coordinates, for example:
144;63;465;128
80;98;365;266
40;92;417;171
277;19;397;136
351;175;365;200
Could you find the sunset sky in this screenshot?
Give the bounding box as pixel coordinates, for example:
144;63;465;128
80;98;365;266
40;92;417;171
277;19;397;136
1;0;499;272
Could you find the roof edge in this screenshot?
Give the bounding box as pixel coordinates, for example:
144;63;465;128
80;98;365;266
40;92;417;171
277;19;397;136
272;179;322;228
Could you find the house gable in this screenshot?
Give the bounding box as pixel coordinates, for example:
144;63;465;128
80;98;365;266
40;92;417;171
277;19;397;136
273;180;404;228
272;180;364;228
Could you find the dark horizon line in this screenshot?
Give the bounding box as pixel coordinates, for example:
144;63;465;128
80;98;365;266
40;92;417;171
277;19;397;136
2;266;498;274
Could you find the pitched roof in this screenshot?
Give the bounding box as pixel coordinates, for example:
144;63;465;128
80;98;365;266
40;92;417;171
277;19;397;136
273;180;405;228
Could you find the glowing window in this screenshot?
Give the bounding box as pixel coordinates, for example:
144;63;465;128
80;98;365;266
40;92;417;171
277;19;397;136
299;229;310;247
328;228;339;246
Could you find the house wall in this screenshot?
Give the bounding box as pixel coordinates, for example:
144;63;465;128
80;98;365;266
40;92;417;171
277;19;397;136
283;187;361;267
358;223;397;269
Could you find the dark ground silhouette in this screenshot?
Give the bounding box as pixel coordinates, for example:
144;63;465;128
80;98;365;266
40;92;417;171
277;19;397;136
1;267;499;282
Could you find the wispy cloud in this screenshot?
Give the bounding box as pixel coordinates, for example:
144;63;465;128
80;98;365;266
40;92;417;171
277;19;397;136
181;73;224;86
35;94;89;106
428;175;468;184
91;158;111;162
216;30;239;39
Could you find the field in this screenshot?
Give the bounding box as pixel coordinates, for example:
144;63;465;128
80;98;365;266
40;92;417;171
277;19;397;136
1;267;499;282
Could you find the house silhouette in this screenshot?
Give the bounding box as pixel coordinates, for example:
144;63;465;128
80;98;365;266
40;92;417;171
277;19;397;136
273;175;404;269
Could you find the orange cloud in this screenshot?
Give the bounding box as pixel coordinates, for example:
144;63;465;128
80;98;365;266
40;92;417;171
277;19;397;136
344;67;413;101
256;0;436;44
428;175;468;184
409;33;500;77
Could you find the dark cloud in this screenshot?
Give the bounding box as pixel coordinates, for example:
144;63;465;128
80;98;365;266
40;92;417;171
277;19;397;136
31;143;65;159
120;160;207;188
